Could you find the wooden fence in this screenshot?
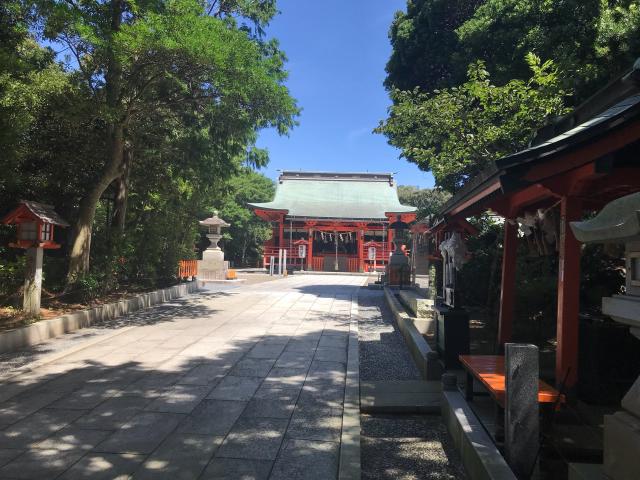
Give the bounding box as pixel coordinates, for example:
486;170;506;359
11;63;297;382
178;260;198;278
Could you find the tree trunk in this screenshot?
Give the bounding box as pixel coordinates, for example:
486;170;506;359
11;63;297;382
112;144;132;231
66;0;124;285
66;125;125;283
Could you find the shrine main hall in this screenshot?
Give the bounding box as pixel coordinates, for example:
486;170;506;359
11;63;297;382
249;171;416;272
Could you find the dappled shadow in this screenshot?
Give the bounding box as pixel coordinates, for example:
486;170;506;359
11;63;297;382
357;289;421;382
0;287;354;479
0;292;228;376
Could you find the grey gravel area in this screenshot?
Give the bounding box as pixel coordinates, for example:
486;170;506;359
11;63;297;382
360;414;466;480
358;289;420;381
0;291;232;379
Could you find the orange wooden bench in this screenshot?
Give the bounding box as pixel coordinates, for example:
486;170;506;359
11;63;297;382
459;355;564;408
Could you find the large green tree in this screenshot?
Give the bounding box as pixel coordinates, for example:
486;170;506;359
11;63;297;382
31;0;298;283
378;55;568;191
397;185;451;220
385;0;483;92
217;169;274;267
386;1;640;101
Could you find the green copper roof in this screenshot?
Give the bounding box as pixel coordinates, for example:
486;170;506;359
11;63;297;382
249;171;416;220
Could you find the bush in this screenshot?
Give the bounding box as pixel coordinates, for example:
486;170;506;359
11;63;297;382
0;248;25;302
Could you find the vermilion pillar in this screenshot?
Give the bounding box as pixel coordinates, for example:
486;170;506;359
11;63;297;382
308;229;314;270
556;196;582;390
498;220;518;350
278;215;284;248
387;227;393;257
358;229;364;272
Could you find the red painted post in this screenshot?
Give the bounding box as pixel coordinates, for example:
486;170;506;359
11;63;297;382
358;229;364;272
278;215;284;248
387;227;393;257
308;229;314;271
556;196;582;390
498;220;518;350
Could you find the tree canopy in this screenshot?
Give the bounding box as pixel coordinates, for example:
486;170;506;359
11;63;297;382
381;1;640;192
378;55;568;191
0;0;297;296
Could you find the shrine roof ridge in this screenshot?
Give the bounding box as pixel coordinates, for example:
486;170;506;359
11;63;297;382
279;171;395;183
249;170;416;221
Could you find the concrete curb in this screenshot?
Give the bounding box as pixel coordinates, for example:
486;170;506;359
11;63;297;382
295;271;375;277
383;287;442;381
0;281;204;354
339;287;362;480
441;386;517;480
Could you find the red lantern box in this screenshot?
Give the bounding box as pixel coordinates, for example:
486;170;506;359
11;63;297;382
2;200;69;249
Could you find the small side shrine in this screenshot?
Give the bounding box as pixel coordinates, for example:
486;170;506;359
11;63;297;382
2;201;69;315
571;192;640;480
198;214;230;275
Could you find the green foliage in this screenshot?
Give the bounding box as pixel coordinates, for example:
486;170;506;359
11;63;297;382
0;0;298;302
0;247;25;301
397;185;451;220
378;56;568;191
217;169;275;266
386;1;640;102
385;0;484;92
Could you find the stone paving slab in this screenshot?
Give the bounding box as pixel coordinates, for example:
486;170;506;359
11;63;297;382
0;275;368;479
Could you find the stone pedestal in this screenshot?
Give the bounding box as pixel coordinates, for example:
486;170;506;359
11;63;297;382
434;302;469;368
386;240;410;287
199;248;226;272
23;247;43;315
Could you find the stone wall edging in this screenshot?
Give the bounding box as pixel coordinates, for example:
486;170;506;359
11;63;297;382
0;281;204;354
338;285;362;479
441;388;517;480
383;287;442;381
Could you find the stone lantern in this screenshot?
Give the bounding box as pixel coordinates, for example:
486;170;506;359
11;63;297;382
2;201;69;315
386;215;411;287
571;192;640;480
198;214;230;274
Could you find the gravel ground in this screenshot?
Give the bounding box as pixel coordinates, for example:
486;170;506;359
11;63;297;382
358;288;466;479
360;414;466;480
358;288;420;381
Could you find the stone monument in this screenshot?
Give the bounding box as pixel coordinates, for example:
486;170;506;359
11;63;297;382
386;216;411;287
571;192;640;480
198;214;230;275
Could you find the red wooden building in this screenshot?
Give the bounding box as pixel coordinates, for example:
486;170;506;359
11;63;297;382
432;66;640;390
249;171;416;272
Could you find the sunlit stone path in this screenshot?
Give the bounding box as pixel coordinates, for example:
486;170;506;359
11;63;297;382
0;274;367;479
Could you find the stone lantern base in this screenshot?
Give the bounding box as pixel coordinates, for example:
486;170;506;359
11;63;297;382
199;249;226;272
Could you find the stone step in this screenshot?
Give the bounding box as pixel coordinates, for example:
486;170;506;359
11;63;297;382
360;380;441;414
567;462;604;480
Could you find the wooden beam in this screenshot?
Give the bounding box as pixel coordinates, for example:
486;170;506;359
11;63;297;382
498;220;518;350
490;183;556;218
523;119;640;183
556;196;582;390
448;180;502;217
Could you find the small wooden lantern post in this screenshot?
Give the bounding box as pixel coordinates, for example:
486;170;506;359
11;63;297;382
294;239;308;271
2;201;69;315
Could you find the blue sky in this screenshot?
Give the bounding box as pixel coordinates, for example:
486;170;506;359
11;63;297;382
255;0;435;188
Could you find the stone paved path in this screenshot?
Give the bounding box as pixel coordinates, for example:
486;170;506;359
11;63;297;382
0;274;367;479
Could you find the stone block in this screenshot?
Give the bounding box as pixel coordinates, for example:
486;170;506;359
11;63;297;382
604;411;640;480
504;343;539;479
